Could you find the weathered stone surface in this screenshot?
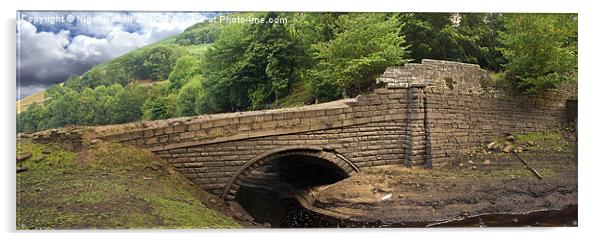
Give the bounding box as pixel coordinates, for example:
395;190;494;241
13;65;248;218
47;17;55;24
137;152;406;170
68;59;574;197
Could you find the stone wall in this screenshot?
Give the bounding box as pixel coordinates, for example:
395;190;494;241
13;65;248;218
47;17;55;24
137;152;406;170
378;59;569;167
76;59;573;197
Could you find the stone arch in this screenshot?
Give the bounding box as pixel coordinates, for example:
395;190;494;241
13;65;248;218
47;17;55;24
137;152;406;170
221;146;359;200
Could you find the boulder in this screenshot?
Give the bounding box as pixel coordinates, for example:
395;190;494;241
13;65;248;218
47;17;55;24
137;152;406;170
486;142;497;150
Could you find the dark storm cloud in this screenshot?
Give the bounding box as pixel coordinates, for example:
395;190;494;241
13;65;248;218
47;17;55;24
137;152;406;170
16;11;212;99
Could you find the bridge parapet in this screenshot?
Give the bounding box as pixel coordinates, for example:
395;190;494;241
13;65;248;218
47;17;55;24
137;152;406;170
377;59;492;93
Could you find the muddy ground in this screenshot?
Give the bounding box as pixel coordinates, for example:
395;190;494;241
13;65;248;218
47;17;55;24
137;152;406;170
296;129;578;226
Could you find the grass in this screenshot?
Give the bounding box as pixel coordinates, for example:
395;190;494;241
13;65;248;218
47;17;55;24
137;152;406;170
16;89;46;113
16;139;240;229
513;129;572;152
186;44;212;56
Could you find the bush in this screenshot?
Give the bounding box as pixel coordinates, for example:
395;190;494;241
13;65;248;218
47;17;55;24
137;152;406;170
499;14;577;93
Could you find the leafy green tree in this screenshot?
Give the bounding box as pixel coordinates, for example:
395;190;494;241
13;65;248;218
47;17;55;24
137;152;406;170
92;85;118;124
80;68;108;89
168;55;203;90
176;77;203;116
45;88;80;128
202;12;306;112
112;84;149;123
142;83;177;120
143;94;177;120
201;22;249;113
499;14;577;93
105;62;134;86
174;21;222;45
138;45;187;81
17;102;48;132
310;13;409;99
398;13;506;71
62;75;83;90
245;12;305;109
76;88;97;125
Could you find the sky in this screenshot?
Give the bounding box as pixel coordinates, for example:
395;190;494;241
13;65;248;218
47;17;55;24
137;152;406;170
16;11;217;99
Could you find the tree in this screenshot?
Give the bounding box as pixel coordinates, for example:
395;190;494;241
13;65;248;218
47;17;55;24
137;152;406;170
45;88;80;128
112;84;148;123
105;62;134;86
17;102;48;132
168;55;203;90
201;12;306;112
499;14;577;93
399;13;506;71
310;13;409;99
138;45;187;81
176;76;203;116
174;21;222;45
142;83;177;120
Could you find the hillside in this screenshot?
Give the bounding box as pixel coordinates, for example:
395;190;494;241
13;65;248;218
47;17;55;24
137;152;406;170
16;20;217;113
16;138;242;229
16;89;45;114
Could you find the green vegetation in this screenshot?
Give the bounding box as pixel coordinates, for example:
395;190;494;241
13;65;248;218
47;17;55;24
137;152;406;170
399;13;507;71
17;12;578;133
499;14;578;93
513;129;573;152
309;13;408;99
16;139;240;229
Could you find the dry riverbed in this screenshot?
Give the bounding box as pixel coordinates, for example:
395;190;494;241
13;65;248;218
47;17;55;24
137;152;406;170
296;129;578;226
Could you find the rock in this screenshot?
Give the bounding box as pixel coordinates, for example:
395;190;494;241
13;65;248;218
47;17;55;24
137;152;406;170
492;146;502;152
17;153;32;162
42;149;52;154
17;167;28;173
379;193;393;201
398;194;404;198
526;141;535;146
209;199;218;204
483;159;492;165
510;175;516;180
506;135;516;142
90;139;100;145
502;145;513;153
515;146;524;153
468;160;474;164
486;142;497;150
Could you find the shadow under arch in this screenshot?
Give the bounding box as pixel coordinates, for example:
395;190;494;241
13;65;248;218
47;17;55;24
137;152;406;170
221;146;359;201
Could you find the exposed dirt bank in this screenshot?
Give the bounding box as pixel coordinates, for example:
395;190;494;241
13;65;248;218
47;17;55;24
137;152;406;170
296;130;577;226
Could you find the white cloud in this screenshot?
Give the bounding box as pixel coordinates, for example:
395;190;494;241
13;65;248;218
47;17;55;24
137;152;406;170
17;12;212;99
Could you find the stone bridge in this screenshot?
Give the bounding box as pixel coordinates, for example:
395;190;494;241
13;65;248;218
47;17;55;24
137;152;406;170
81;59;572;200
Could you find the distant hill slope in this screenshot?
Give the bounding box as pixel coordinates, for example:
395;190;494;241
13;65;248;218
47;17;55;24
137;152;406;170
17;89;45;114
17;20;219;113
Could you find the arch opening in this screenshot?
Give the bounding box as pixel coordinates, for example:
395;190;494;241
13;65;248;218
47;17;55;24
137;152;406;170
230;150;356;227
